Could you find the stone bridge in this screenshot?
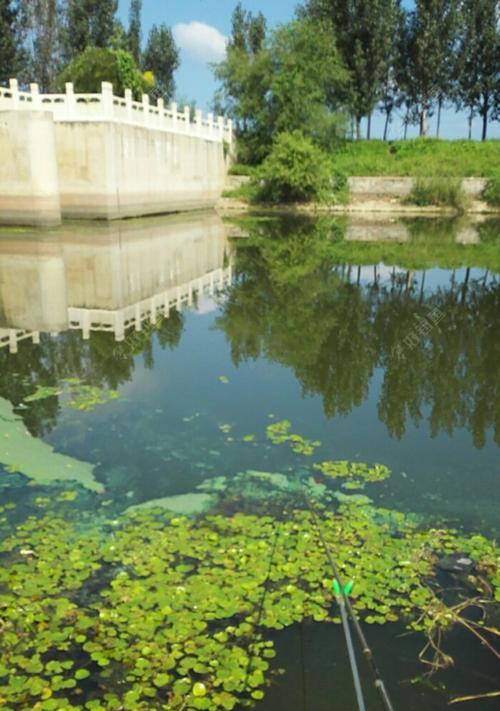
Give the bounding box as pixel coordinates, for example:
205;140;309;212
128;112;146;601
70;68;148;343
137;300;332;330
0;79;233;226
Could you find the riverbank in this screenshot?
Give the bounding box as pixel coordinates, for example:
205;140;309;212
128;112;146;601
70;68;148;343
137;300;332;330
217;175;500;217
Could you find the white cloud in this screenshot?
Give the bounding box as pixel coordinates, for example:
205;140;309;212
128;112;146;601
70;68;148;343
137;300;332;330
173;21;227;63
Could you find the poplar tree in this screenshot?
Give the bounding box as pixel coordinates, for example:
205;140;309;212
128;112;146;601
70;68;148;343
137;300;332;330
405;0;451;137
127;0;142;64
143;24;179;102
63;0;118;62
455;0;499;141
17;0;62;90
302;0;402;139
0;0;18;82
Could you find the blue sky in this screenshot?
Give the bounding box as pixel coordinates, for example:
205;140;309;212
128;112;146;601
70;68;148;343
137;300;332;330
117;0;499;140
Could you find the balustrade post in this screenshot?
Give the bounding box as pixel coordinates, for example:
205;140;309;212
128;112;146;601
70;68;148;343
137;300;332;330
184;105;190;133
101;82;114;119
171;101;178;131
124;88;133;122
65;82;76;119
9;78;19;107
217;116;224;140
29;83;40;109
142;93;150;126
195;109;202;137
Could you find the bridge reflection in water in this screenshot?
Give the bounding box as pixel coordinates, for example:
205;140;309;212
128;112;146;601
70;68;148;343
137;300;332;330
0;212;232;353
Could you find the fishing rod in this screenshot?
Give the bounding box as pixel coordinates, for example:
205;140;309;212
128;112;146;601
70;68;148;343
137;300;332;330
301;489;396;711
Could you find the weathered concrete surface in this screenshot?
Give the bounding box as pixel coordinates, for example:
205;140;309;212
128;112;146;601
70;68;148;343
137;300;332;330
56;122;227;220
348;176;487;198
0;111;61;226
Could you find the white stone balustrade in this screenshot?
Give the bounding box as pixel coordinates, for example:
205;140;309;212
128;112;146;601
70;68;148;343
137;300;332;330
0;79;233;144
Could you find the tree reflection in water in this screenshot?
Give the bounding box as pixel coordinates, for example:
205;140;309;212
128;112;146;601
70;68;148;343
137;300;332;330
215;215;500;448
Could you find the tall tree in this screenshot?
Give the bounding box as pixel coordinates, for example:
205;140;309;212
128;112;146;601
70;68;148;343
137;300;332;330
142;24;179;102
455;0;499;141
0;0;18;82
127;0;141;64
379;3;405;140
214;14;348;163
405;0;453;137
63;0;118;63
18;0;62;90
303;0;401;139
434;0;459;137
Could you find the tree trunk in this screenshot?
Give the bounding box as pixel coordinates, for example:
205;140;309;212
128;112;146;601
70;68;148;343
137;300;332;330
468;108;473;140
367;113;371;140
404;113;409;140
481;109;488;141
436;99;442;138
383;111;390;141
356;117;361;141
419;105;428;137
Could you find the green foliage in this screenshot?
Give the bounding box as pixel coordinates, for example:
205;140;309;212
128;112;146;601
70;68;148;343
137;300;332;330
63;0;118;63
328;139;500;177
266;419;321;456
17;0;61;90
214;15;348;163
217;214;500;441
23;378;120;412
304;0;402;137
142;24;179;101
405;176;469;211
455;0;500;141
254;131;333;204
0;0;18;82
59;47;146;98
314;460;391;489
0;494;497;709
127;0;142;63
482;173;500;207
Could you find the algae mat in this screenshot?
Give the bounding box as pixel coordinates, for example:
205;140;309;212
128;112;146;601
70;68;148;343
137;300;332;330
0;397;103;492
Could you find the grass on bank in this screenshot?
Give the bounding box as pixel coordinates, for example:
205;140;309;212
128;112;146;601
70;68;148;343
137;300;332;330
326;138;500;178
227;137;500;209
404;176;470;211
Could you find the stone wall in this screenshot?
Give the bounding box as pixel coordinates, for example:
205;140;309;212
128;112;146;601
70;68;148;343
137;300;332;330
0;80;232;225
0;111;61;226
56;121;227;219
348;176;487;197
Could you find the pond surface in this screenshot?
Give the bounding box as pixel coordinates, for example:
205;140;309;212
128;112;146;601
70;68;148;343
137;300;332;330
0;212;498;710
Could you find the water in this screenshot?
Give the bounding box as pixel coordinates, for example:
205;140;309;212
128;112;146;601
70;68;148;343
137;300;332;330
0;212;498;709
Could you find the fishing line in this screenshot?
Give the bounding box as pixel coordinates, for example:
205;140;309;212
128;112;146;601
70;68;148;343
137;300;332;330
301;488;396;711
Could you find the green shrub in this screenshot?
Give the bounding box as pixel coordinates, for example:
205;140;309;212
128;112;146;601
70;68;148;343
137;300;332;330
482;173;500;206
253;131;332;204
59;47;147;99
405;176;469;212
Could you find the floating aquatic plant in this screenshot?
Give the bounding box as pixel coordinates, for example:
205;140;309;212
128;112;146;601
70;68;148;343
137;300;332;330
266;420;321;456
0;500;497;710
23;379;119;413
314;460;391;489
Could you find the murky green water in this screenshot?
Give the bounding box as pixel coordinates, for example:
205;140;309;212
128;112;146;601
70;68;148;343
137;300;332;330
0;213;498;710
